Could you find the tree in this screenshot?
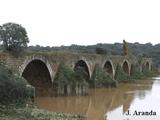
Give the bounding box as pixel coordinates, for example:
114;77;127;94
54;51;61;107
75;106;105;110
95;47;107;54
0;22;29;53
123;39;128;56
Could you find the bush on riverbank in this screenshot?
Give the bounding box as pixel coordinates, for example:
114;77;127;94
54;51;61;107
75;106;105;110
115;64;157;82
130;64;157;80
142;67;157;77
0;64;34;104
115;65;130;82
91;64;116;87
130;64;144;80
54;63;88;96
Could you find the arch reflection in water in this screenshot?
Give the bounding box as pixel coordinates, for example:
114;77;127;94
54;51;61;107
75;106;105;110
35;79;154;120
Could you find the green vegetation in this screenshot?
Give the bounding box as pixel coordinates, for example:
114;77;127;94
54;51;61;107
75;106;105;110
115;64;143;82
115;65;130;82
0;22;29;54
0;63;34;104
130;64;144;79
115;64;156;82
54;63;88;96
91;64;116;87
95;47;107;54
54;62;155;91
0;105;85;120
142;67;156;77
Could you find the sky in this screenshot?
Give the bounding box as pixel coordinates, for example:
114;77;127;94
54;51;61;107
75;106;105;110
0;0;160;46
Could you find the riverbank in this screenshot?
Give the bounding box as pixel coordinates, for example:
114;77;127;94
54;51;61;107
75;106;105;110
0;104;85;120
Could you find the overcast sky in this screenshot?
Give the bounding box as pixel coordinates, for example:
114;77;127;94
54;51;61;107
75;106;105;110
0;0;160;46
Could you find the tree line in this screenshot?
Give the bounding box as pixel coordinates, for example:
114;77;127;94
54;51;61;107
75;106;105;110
27;42;160;67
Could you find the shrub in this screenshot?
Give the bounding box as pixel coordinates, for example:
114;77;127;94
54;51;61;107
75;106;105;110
142;68;156;77
54;64;73;86
130;64;144;79
54;63;89;95
91;64;115;88
115;65;130;82
0;64;34;104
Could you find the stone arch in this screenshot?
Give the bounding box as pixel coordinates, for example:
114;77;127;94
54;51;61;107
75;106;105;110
103;60;115;78
74;59;91;81
142;61;150;72
122;60;130;75
19;56;54;83
21;58;53;96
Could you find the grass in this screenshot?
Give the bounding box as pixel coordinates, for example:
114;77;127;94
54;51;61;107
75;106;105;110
0;104;86;120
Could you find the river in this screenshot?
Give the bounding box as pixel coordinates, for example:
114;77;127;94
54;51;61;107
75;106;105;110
34;76;160;120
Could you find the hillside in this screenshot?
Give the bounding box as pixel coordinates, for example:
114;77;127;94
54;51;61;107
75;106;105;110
27;42;160;67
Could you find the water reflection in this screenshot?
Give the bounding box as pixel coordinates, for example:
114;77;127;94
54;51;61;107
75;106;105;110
107;78;160;120
35;78;157;120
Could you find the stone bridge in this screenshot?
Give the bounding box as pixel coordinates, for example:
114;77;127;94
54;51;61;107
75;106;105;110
0;52;152;95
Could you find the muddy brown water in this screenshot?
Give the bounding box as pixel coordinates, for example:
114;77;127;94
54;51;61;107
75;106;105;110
34;76;160;120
